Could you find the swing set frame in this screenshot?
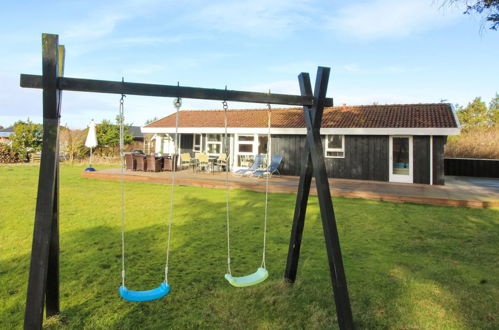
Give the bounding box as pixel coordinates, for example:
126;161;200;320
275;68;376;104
21;33;353;330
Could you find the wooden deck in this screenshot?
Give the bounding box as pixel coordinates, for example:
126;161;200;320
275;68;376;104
81;169;499;209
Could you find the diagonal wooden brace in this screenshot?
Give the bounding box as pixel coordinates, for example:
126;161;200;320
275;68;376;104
284;67;353;329
24;34;64;330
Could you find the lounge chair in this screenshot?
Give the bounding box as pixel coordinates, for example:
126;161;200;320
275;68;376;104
251;155;282;177
234;154;264;175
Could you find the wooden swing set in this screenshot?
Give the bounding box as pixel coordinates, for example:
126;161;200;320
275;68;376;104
21;33;354;330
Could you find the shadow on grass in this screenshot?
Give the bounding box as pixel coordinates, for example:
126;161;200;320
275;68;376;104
2;189;498;329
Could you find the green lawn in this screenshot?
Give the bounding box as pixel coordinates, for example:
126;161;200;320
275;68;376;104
0;165;498;329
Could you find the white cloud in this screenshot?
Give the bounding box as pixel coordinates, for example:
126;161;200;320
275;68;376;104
186;0;314;37
328;0;463;40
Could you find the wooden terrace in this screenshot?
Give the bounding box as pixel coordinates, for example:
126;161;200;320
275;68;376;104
82;168;499;209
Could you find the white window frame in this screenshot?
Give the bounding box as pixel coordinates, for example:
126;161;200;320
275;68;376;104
193;133;202;152
205;133;222;156
325;135;345;158
236;134;256;155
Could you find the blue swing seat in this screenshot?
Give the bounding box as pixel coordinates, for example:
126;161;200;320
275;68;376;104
225;267;269;287
119;282;170;302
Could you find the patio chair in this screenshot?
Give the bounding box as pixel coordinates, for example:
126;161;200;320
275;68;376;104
180;153;192;170
251;155;282;177
133;154;147;171
162;154;177;171
125;153;136;171
197;153;210;171
146;155;163;172
216;153;229;171
234;154;264;176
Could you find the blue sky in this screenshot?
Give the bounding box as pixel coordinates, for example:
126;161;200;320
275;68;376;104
0;0;498;128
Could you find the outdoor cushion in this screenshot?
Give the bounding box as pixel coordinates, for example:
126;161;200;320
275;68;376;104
119;282;170;302
225;267;269;287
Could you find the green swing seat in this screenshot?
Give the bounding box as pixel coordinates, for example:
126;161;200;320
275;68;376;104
225;267;269;287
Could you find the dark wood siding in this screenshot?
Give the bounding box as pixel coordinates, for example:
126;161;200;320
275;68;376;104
325;135;389;181
433;136;446;185
270;135;306;176
413;136;430;184
271;135;389;181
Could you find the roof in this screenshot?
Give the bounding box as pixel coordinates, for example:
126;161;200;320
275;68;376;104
144;103;459;129
127;126;143;138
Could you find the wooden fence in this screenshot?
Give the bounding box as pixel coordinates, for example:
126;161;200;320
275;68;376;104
444;158;499;178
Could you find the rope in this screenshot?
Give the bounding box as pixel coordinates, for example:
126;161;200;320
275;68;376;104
119;93;126;287
223;99;232;275
261;95;271;269
165;97;181;284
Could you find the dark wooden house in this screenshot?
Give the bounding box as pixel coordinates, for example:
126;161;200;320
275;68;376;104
142;103;460;185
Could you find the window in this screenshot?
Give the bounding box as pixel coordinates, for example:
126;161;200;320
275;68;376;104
237;135;255;154
236;134;256;166
193;134;202;152
206;134;222;155
325;135;345;158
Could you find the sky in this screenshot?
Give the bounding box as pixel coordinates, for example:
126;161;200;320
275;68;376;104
0;0;498;129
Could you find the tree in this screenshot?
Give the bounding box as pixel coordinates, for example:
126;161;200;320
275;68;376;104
447;1;499;30
96;117;133;156
145;117;159;125
0;125;4;130
10;119;43;161
456;97;489;129
489;93;499;126
59;126;87;163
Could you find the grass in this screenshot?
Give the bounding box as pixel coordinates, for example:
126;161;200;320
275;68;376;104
0;165;498;329
445;127;499;159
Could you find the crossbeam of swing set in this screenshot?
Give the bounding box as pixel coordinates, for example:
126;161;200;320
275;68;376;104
20;74;333;106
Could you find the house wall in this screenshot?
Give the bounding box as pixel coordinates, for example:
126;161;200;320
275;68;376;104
271;134;446;185
413;136;431;184
412;136;446;185
433;136;446;185
271;135;389;181
175;132;446;185
327;135;389;181
270;135;306;175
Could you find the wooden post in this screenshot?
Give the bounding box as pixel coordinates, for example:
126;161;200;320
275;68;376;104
24;34;63;330
284;68;354;329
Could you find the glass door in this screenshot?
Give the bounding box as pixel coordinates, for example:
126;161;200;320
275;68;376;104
389;136;413;183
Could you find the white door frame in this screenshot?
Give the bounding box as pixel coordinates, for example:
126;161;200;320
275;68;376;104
389;136;413;183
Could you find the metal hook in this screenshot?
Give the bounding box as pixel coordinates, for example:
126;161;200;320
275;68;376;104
120;77;126;103
267;89;272;110
222;85;228;110
173;81;182;109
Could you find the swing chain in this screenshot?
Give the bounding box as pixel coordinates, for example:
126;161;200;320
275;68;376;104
165;94;181;284
119;91;126;287
223;97;232;275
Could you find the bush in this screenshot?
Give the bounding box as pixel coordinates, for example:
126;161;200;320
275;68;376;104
445;127;499;159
